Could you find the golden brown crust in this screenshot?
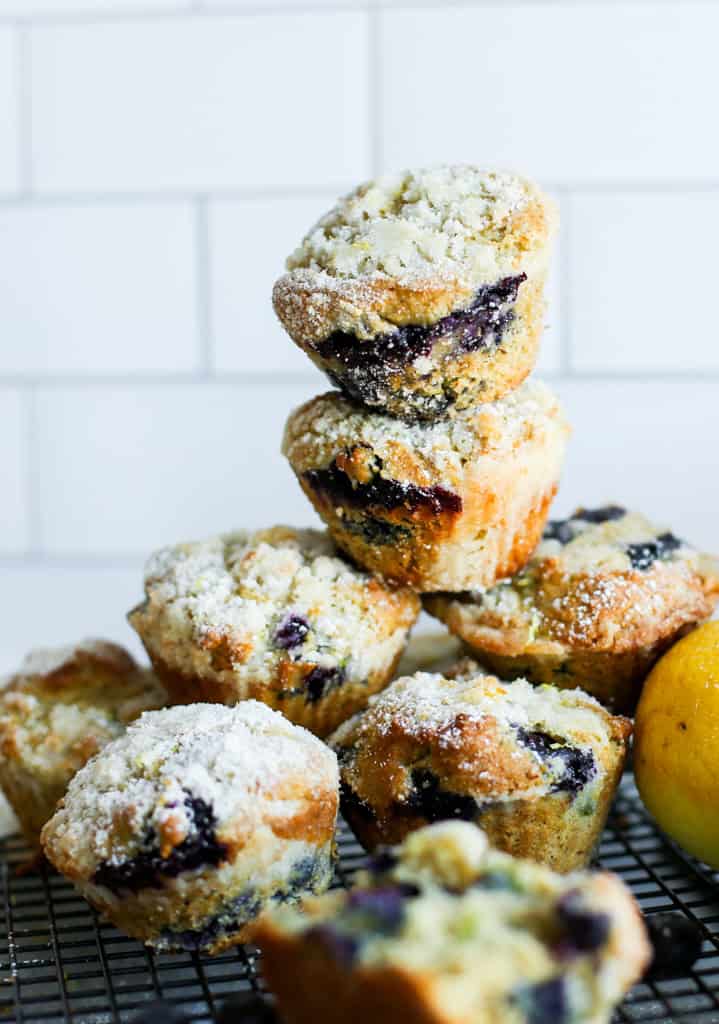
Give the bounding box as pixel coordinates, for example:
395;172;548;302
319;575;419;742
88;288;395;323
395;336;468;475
426;555;719;713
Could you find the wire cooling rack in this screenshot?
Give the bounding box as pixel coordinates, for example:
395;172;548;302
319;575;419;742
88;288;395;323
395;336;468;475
0;775;717;1024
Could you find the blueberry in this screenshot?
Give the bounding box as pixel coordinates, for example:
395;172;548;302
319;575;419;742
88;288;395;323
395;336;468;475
93;793;227;893
304;665;345;703
161;888;262;951
542;519;575;545
405;768;478;823
347;884;419;933
516;729;596;797
574;505;626;524
274;613;310;650
344;516;412;546
305;461;462;516
131;1001;187;1024
645;913;704;978
306;923;360;967
513;978;568;1024
627;532;682;571
217;992;277;1024
556;890;610;954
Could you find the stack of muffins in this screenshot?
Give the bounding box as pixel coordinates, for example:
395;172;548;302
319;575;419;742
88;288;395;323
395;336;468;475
2;165;718;1024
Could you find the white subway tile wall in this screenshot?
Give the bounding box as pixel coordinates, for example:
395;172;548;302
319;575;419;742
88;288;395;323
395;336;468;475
0;2;718;672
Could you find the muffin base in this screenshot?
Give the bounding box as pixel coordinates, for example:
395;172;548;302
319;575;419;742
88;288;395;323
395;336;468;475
340;750;626;873
72;835;335;955
146;649;407;738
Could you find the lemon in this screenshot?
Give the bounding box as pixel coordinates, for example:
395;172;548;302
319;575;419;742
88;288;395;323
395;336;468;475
634;622;719;868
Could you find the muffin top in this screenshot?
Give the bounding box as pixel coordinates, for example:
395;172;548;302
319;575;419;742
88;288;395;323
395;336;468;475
129;526;419;691
284;382;568;488
431;506;719;654
330;669;630;813
0;639;166;784
258;821;650;1013
41;701;339;884
273;166;555;343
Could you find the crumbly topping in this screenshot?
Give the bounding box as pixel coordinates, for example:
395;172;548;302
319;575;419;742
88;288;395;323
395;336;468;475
283;380;566;480
42;702;338;867
286;167;543;286
0;641;165;781
331;670;617;757
447;508;719;651
131;526;418;686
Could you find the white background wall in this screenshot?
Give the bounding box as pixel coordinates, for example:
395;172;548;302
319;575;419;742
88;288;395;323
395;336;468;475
1;1;718;672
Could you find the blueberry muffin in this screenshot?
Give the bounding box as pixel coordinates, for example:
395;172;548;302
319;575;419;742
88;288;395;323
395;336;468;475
283;383;569;592
330;668;631;872
41;701;339;954
256;821;650;1024
425;506;719;713
128;526;420;737
0;639;166;848
273;166;556;421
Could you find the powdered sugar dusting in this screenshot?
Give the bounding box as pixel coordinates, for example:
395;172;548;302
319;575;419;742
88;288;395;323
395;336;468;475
43;702;338;868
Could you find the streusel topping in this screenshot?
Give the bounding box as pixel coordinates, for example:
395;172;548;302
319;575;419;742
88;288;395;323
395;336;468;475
283;381;566;479
286;167;544;285
43;702;337;866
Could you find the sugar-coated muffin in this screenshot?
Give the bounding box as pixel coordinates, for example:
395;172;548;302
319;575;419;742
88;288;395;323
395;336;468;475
0;639;166;848
425;506;719;713
41;702;339;954
256;821;650;1024
128;526;420;737
330;668;631;872
273;166;557;421
283;383;569;592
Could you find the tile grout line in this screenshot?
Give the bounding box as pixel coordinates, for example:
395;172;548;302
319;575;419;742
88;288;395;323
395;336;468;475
194;196;213;376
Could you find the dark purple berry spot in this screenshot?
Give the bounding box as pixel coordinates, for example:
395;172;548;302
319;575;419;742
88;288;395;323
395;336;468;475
315;275;526;415
274;613;310;650
93;794;227;894
344;516;412;546
575;505;626;524
556;890;610;955
516;729;596;797
405;768;478;823
305;460;462;517
339;781;376;824
645;913;704;978
306;923;360;967
627;532;682;571
347;884;419;932
512;978;568;1024
304;664;346;703
542;519;576;545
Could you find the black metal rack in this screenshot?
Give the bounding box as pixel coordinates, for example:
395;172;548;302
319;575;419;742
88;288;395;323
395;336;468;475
1;775;717;1023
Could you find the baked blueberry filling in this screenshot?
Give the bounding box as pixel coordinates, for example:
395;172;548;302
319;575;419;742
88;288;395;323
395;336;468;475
404;768;478;823
626;532;682;570
304;664;346;703
512;977;568;1024
274;613;310;650
516;729;596;797
161;855;327;952
346;884;420;930
315;275;526;411
93;794;227;894
305;459;462;516
543;505;627;545
339;781;376;824
306;923;360;967
556;890;610;954
343;516;413;547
